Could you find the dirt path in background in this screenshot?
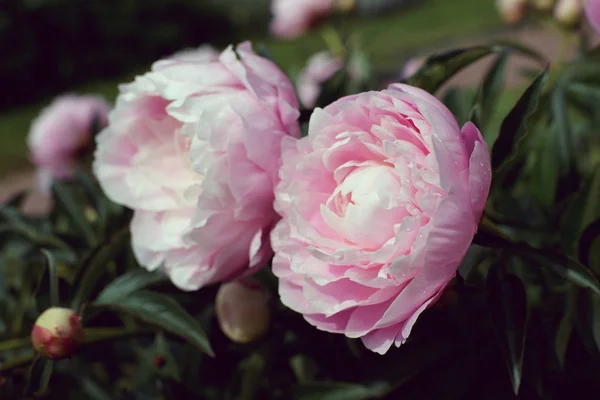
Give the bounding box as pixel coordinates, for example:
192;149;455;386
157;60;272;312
1;25;596;216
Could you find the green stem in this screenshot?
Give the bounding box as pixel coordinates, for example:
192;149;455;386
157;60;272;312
322;27;347;59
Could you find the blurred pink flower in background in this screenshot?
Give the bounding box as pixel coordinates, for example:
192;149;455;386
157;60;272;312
271;84;491;354
585;0;600;33
27;94;110;193
94;42;300;291
270;0;334;38
297;51;343;108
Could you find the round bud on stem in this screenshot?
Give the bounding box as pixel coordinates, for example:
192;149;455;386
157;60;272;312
496;0;529;24
554;0;583;27
215;278;271;344
31;307;84;360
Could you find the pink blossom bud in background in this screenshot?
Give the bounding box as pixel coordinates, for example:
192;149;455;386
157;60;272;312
297;51;344;109
270;0;334;39
94;42;300;291
554;0;583;26
496;0;529;23
531;0;556;11
271;84;491;354
400;56;426;80
215;278;271;343
27;94;110;193
31;307;84;360
585;0;600;33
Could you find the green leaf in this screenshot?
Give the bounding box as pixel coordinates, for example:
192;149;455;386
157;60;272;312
476;51;509;128
552;83;581;201
40;249;59;307
0;207;71;251
555;286;576;368
442;87;469;124
52;181;97;247
468;103;482;131
486;267;528;395
523;250;600;296
97;290;214;356
71;227;130;311
407;46;493;93
78;377;114;400
154;331;181;382
33;359;54;396
491;67;549;171
94;269;169;304
561;168;600;250
579;219;600;274
238;352;267;400
290;354;319;383
294;382;390;400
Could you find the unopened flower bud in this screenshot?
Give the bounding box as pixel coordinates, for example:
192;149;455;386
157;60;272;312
531;0;556;12
496;0;529;23
215;278;271;344
31;307;84;359
554;0;583;26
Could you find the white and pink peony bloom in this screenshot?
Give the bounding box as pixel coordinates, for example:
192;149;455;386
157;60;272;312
27;94;110;193
94;42;300;290
297;51;344;109
271;84;491;354
270;0;334;38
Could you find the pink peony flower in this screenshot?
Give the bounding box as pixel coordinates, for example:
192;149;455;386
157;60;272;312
27;94;110;193
585;0;600;33
297;51;344;109
271;84;491;354
270;0;334;39
94;42;300;291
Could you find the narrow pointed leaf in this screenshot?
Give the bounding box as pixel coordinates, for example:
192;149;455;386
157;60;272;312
486;268;528;395
33;359;54;396
407;46;493;93
71;227;130;310
579;219;600;274
52;181;97;247
40;250;59;307
476;51;509;127
94;269;169;304
521;249;600;296
98;290;213;356
491;67;549;171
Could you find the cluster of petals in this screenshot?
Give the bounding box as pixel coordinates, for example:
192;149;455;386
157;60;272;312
94;42;300;290
271;84;491;354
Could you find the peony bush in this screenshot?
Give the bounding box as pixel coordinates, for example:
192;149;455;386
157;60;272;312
3;1;600;398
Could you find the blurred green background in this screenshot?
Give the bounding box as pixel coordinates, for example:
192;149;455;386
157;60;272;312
0;0;504;176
